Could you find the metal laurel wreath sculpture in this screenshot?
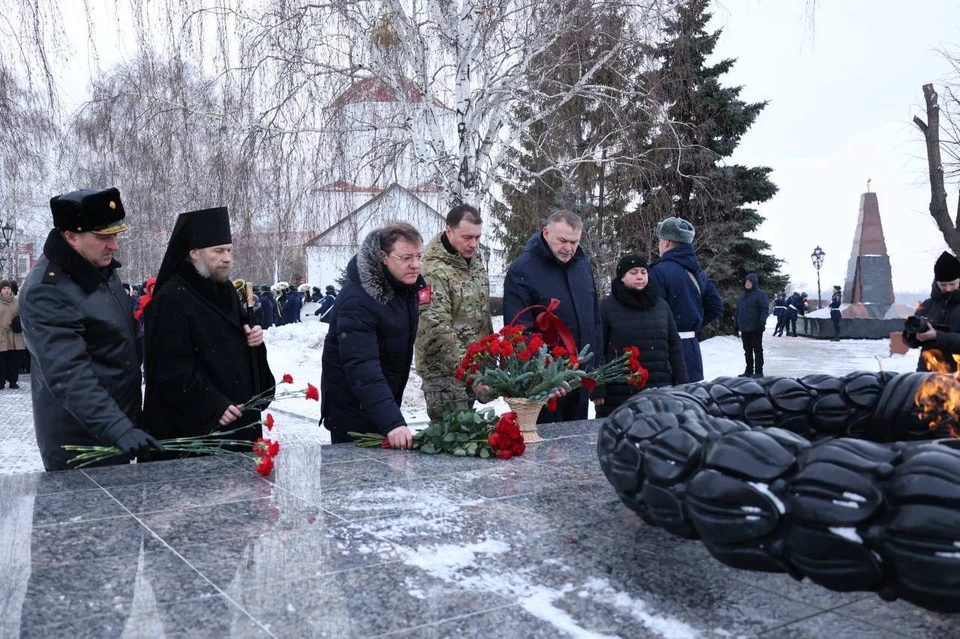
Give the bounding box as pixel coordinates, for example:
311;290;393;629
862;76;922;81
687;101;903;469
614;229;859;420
597;371;960;613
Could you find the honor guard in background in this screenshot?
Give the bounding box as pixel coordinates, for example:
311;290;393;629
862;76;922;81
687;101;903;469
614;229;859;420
20;188;164;470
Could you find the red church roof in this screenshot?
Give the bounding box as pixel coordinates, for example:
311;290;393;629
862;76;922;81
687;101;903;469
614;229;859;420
316;180;385;194
329;77;450;110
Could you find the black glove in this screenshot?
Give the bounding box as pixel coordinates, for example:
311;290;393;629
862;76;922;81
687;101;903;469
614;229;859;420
116;428;165;459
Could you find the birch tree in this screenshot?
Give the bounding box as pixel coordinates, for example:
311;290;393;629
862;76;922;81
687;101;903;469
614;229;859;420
83;0;673;211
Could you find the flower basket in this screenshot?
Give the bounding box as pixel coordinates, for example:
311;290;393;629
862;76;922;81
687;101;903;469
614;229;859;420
455;299;650;420
505;397;544;443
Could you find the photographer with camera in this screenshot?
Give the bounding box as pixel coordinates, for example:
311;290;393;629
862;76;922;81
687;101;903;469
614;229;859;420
903;251;960;372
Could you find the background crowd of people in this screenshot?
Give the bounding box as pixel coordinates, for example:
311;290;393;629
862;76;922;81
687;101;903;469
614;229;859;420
10;186;960;471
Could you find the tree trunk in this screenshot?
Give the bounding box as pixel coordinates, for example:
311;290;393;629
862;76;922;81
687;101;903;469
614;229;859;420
914;83;960;254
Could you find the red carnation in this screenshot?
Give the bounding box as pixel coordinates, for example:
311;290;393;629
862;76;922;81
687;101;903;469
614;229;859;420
264;413;275;431
254;455;275;477
517;350;532;362
582;378;597;393
497;449;513;460
488;433;501;448
380;438;391;449
547;396;558;412
551;346;567;358
305;383;319;401
267;440;281;457
254;437;270;457
282;373;294;384
513;442;526;456
501;344;514;357
455;367;466;380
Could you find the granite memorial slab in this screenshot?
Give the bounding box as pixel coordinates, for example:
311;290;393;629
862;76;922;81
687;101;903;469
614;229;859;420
0;421;948;638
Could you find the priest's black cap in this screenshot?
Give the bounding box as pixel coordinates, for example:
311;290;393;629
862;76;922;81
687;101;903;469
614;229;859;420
934;251;960;283
50;187;128;235
155;207;233;290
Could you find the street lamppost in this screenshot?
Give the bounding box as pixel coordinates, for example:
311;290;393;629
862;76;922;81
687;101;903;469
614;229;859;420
0;221;16;277
811;245;826;310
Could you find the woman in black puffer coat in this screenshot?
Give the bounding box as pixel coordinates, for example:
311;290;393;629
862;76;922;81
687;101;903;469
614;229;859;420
596;254;687;418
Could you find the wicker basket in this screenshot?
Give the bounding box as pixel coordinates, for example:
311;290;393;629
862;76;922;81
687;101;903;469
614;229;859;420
505;397;544;444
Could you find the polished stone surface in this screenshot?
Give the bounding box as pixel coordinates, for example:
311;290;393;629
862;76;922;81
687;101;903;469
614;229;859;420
0;422;949;638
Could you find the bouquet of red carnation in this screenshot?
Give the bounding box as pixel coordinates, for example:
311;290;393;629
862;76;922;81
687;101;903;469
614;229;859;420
487;412;525;459
350;409;526;459
455;324;648;406
63;372;317;476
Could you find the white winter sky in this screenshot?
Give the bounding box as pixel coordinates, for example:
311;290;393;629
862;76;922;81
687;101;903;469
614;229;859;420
48;1;959;296
711;0;959;296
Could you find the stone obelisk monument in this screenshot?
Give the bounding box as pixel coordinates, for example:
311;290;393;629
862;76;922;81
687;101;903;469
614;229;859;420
801;185;912;339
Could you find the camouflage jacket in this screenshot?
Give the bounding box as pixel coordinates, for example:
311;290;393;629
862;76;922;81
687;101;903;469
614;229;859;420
416;233;493;380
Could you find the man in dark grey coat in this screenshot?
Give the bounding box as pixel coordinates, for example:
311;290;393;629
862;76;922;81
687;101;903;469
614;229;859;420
20;188;164;471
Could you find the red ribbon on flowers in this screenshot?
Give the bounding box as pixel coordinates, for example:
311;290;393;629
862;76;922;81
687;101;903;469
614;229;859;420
509;298;577;356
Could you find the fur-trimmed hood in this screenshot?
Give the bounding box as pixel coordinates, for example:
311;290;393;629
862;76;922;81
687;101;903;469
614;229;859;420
348;229;424;305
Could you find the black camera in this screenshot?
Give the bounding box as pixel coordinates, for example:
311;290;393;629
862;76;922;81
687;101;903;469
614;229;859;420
904;315;932;334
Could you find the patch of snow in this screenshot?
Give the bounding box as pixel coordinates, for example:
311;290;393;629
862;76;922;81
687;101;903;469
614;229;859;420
935;552;960;559
745;516;760;522
843;492;867;503
522;587;620;639
400;541;705;639
829;527;864;545
747;482;786;515
740;506;761;514
583;578;703;639
404;540;510;581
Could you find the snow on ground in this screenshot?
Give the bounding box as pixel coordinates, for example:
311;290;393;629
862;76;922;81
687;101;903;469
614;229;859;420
263;314;921;435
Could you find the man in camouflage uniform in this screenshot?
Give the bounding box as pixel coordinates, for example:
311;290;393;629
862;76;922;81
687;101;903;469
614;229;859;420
416;204;492;420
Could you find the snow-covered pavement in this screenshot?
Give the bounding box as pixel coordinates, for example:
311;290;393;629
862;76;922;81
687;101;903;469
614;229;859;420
0;318;922;476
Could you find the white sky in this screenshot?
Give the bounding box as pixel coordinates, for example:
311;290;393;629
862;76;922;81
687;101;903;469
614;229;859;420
711;0;959;295
50;1;960;296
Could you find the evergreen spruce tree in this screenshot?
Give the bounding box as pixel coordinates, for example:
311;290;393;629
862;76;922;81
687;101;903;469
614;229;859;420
492;1;643;278
640;0;786;335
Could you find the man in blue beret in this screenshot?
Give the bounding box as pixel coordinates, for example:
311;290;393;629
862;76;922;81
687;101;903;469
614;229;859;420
19;187;165;470
649;217;724;382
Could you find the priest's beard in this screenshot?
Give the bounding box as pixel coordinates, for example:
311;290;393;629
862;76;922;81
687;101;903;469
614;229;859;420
193;259;230;283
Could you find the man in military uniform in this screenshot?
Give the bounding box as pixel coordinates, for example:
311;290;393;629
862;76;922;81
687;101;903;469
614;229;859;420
416;204;492;420
20;188;164;471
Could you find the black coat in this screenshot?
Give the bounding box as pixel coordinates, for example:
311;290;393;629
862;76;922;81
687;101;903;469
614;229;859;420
19;230;142;471
317;294;337;322
143;263;274;444
320;230;425;437
786;293;804;319
597;278;687;414
280;292;301;324
260;291;277;329
904;284;960;372
503;232;604;372
735;273;769;333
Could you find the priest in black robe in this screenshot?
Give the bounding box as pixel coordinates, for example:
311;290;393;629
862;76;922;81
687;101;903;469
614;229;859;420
143;207;274;447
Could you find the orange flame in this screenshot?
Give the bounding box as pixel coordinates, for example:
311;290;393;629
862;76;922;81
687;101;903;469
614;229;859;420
915;350;960;439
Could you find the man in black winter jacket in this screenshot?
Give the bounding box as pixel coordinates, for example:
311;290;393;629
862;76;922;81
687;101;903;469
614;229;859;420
320;223;426;448
20;188;164;470
503;210;604;423
903;251;960;372
735;273;769;377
